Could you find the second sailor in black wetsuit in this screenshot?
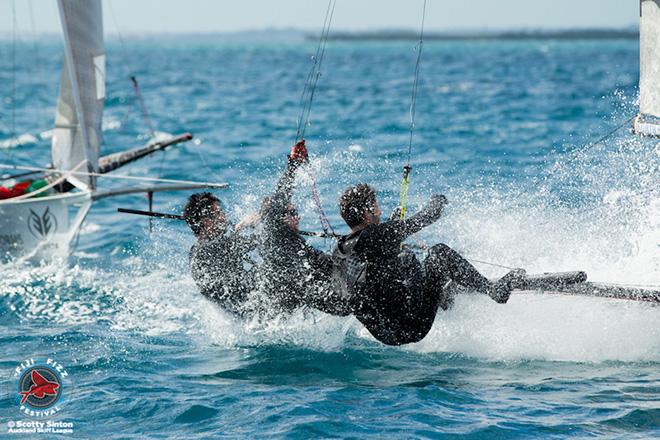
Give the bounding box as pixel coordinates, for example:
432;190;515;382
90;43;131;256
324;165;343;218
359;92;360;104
183;192;260;317
258;140;350;316
332;184;524;346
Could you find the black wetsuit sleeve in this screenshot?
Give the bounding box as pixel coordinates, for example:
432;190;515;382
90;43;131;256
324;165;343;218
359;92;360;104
305;243;333;276
233;233;259;253
269;161;298;218
263;159;303;243
374;194;446;245
397;194;446;237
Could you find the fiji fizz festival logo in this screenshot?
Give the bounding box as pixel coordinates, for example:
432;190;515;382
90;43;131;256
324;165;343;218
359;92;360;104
12;358;68;418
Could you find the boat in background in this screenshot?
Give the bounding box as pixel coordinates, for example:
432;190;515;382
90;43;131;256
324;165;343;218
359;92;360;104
633;0;660;135
0;0;224;262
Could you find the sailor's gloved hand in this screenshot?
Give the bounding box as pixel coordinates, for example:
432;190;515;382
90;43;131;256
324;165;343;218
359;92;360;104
389;206;403;221
288;139;309;167
429;194;448;210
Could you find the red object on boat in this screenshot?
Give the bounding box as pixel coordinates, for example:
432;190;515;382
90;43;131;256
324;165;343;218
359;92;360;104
0;186;12;199
10;180;32;197
0;180;33;199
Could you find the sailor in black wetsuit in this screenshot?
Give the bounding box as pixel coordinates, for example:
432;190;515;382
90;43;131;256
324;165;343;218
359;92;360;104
259;140;350;316
332;184;524;346
184;192;260;317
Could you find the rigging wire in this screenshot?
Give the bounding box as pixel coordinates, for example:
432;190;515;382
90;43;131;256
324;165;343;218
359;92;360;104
408;238;518;270
2;1;44;168
399;0;427;220
107;3;157;140
128;74;165;177
107;0;137;132
309;178;334;236
130;76;157;138
465;256;517;271
108;2;169;180
108;4;139;135
294;0;336;143
0;163;228;188
5;0;18;162
417;245;660;289
11;0;17;142
292;0;337;236
550;114;636;172
190;139;226;183
406;0;427;168
27;0;47;127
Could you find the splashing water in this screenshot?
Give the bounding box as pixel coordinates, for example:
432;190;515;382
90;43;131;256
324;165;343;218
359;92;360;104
0;37;658;438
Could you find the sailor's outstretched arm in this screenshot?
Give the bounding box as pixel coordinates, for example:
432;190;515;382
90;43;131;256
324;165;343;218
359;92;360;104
392;194;447;239
272;141;308;207
273;159;299;204
262;141;308;225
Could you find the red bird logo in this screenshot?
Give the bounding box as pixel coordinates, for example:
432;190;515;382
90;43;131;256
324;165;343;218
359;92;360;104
19;370;60;404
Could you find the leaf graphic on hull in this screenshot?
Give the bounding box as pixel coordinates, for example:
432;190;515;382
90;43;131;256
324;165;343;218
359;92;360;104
29;210;44;236
42;208;52;235
27;208;58;240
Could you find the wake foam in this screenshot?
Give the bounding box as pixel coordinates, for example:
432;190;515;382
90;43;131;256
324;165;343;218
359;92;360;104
1;119;658;363
1;252;657;363
413;293;659;362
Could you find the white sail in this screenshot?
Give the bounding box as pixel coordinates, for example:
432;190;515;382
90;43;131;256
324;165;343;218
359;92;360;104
52;0;105;189
635;0;660;136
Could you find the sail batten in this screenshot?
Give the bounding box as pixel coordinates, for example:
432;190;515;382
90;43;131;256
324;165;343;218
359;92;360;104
635;0;660;136
52;0;104;189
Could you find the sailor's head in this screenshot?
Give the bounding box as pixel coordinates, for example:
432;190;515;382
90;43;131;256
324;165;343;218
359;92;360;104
340;183;381;229
183;192;227;238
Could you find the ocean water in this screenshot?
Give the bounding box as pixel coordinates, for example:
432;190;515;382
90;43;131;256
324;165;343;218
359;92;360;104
1;35;659;438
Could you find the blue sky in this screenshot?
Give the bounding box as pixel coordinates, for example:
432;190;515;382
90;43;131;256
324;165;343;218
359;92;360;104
1;0;639;35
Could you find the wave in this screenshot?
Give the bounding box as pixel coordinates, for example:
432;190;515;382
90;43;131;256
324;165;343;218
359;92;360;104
1;114;658;364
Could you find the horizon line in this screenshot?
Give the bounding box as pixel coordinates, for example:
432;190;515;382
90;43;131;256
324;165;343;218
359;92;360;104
0;24;639;39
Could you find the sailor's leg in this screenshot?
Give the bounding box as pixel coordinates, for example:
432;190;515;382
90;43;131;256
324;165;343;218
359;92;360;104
425;243;491;292
425;243;525;304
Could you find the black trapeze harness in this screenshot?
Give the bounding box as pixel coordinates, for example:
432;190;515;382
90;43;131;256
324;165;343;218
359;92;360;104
331;232;368;302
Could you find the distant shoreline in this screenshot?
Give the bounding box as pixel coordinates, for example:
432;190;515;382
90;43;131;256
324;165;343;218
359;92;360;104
0;28;639;42
309;29;638;41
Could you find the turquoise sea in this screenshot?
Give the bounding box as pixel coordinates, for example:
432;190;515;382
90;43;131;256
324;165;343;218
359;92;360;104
1;35;659;438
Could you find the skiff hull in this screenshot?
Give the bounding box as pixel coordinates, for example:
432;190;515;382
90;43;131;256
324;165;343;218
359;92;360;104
0;191;92;261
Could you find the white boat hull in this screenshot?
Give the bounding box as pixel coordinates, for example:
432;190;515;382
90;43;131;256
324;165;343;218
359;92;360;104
633;114;660;137
0;191;92;261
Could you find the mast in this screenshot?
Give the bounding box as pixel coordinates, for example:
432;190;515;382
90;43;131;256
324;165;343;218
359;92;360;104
53;0;104;189
634;0;660;136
